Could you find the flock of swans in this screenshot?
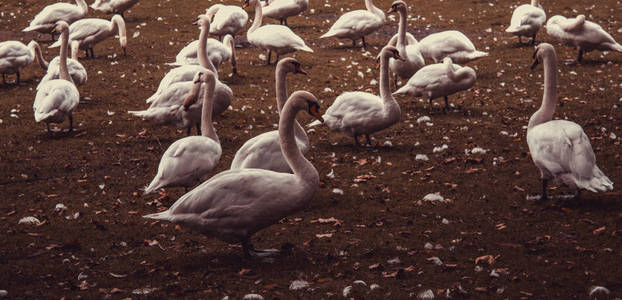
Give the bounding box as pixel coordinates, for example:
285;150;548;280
1;0;619;257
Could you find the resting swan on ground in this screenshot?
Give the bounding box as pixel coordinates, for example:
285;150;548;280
505;0;546;45
38;41;87;89
320;0;385;48
415;30;488;64
261;0;308;26
308;46;403;146
132;15;232;134
546;14;622;63
0;40;47;85
387;1;424;90
50;14;127;58
168;34;238;74
230;58;308;172
33;21;80;133
393;57;476;112
143;91;324;258
23;0;88;40
527;43;613;200
90;0;139;18
243;0;313;65
205;4;248;40
143;71;222;195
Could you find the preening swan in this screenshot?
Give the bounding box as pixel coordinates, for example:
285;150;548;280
546;15;622;63
90;0;139;18
261;0;309;26
416;30;488;64
33;21;80;133
143;71;222;194
243;0;313;65
393;57;476;112
505;0;546;45
143;91;324;258
23;0;88;40
0;40;47;85
320;0;385;48
387;1;424;90
38;41;87;89
527;43;613;200
169;35;238;74
205;4;248;39
50;14;127;58
308;46;403;146
230;58;308;172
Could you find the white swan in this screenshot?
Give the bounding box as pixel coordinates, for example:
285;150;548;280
205;4;248;39
546;15;622;63
132;15;233;133
143;71;222;194
33;21;80;132
415;30;488;64
308;46;403;146
90;0;139;18
393;57;476;112
387;1;424;90
38;41;87;89
169;35;238;74
320;0;385;48
143;90;324;257
50;14;127;58
262;0;308;26
230;58;308;172
0;40;47;85
23;0;88;40
527;43;613;200
505;0;546;45
243;0;313;65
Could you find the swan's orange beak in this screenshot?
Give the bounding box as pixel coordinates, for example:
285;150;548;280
530;58;540;70
309;105;324;123
393;53;405;61
387;6;396;13
375;58;381;69
242;1;250;9
295;65;307;75
182;94;197;111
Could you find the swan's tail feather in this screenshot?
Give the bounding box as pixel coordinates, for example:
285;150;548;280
297;45;313;52
307;119;323;127
608;42;622;53
23;25;47;33
34;109;58;122
143;179;162;195
165;62;183;67
588;167;614;192
320;29;343;39
393;85;411;96
467;51;489;61
143;210;172;220
49;40;61;48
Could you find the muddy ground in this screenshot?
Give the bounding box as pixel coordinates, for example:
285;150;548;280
1;0;621;298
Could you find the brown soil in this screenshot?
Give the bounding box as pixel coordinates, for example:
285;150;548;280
1;0;621;299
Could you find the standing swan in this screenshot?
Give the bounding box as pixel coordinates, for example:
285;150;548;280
546;15;622;64
143;91;324;258
387;1;424;90
320;0;385;48
415;30;488;64
0;40;47;85
38;41;88;89
262;0;309;26
33;21;80;133
308;46;403;147
527;43;613;201
205;4;248;40
243;0;313;65
50;14;127;58
505;0;546;45
91;0;139;19
169;34;238;74
230;58;308;172
23;0;88;40
143;71;222;194
393;57;476;112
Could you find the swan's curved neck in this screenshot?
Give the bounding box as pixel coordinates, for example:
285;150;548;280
248;0;263;34
530;0;540;6
275;65;308;144
224;35;237;73
279;96;319;184
75;0;88;14
110;15;127;49
58;28;73;84
365;0;384;21
198;22;217;74
201;76;219;143
379;53;394;102
528;52;557;129
28;41;49;69
396;6;407;48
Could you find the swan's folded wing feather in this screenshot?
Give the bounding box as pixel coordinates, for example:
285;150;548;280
32;4;81;25
68;19;108;42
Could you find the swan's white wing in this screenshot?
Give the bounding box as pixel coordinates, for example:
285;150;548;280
323;10;382;38
210;6;248;35
68;19;109;42
0;42;31;72
231;130;307;173
250;25;311;51
28;3;84;27
323;91;385;134
146;65;207;103
33;79;79;122
39;57;87;89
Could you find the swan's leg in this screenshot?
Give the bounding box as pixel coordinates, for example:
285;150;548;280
267;50;272;65
352;39;356;48
1;73;6;85
276;53;280;64
46;123;51;133
577;49;584;63
90;48;96;58
284;18;288;27
68;114;74;132
186;127;192;136
540;179;548;201
365;134;372;146
50;33;56;42
279;18;284;25
518;35;523;45
16;72;20;85
353;135;361;147
394;74;398;91
362;36;367;49
196;123;202;136
443;96;449;113
428;98;434;112
242;239;279;258
530;34;537;45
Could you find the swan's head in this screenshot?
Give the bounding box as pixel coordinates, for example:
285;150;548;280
290;91;324;123
278;58;307;75
242;0;252;9
442;57;453;65
531;43;556;70
51;21;69;34
194;14;211;27
183;72;205;110
376;46;404;68
387;1;407;14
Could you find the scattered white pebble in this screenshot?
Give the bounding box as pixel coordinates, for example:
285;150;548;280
589;286;610;298
156;17;163;21
132;31;140;38
332;188;344;195
432;144;448;153
387;257;401;264
424;242;434;250
427;256;443;266
417;289;435;299
18;216;41;225
54;203;67;213
242;294;264;300
342;286;353;297
370;283;380;290
609;132;617;140
369;79;378;85
471;147;487;154
326;169;335;179
415;154;429;161
0;290;7;297
107;110;115;116
442;218;449;224
383;141;393;147
323;87;333;93
423;193;450;203
417;116;431;124
490;269;500;277
289;280;310;291
258;54;266;61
